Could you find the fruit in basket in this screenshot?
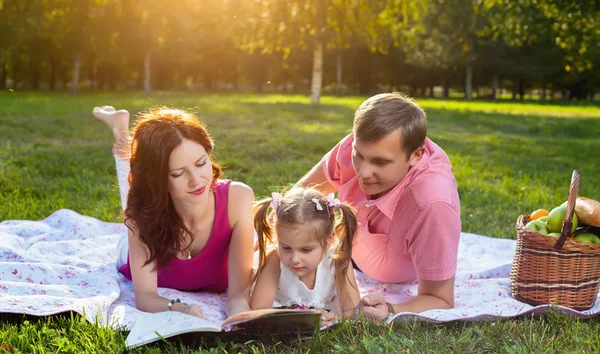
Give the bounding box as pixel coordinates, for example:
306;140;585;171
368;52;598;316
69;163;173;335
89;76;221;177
548;232;561;238
538;216;548;222
574;197;600;227
530;209;549;221
547;205;578;233
525;220;550;234
573;232;600;244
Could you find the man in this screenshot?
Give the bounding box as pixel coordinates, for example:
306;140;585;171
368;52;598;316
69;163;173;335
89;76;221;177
295;92;461;320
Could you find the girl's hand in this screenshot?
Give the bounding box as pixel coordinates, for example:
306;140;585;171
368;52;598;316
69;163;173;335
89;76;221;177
183;304;207;319
321;310;339;325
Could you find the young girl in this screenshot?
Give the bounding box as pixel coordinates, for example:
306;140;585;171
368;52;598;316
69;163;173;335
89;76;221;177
250;188;360;319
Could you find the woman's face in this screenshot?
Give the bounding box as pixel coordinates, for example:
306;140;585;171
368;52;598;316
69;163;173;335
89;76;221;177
167;138;213;205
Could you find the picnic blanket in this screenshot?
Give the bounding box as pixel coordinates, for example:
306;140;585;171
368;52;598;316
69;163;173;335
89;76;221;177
1;209;599;330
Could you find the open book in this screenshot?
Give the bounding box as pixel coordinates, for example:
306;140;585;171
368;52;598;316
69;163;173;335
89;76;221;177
125;308;323;348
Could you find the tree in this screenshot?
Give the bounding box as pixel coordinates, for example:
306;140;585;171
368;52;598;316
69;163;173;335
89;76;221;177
484;0;600;73
239;0;421;104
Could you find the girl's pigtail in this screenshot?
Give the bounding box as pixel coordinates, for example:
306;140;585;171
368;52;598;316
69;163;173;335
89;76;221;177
333;203;358;302
252;198;275;284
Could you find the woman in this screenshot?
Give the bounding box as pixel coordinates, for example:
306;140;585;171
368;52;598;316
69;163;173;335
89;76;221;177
93;106;254;319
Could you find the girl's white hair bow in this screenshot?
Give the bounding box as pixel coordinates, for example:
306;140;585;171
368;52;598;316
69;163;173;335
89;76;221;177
326;193;341;208
271;192;282;209
311;198;324;211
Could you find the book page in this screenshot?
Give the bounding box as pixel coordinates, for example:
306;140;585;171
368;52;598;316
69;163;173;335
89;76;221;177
221;308;322;331
125;311;221;349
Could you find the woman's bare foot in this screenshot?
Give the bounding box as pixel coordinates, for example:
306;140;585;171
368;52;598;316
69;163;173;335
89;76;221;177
92;106;130;142
99;105;116;113
92;106;131;157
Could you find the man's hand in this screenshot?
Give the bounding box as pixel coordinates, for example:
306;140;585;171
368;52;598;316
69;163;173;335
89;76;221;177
354;277;456;321
353;293;390;321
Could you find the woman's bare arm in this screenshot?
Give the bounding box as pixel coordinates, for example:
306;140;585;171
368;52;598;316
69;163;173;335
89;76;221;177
127;224;192;314
224;182;255;316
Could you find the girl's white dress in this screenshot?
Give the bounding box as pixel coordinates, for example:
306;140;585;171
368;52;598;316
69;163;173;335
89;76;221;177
273;249;340;314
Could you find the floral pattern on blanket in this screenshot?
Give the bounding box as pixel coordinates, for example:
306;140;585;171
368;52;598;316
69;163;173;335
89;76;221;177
1;209;599;330
0;210;122;324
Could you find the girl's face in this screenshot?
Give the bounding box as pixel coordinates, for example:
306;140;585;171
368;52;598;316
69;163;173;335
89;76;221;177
167;138;213;205
276;223;328;279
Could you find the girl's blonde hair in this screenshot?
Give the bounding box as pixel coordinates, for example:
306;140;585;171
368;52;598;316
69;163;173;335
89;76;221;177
253;188;358;302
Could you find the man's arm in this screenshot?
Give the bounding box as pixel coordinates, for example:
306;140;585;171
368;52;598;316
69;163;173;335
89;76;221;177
356;277;455;320
392;277;454;313
294;159;337;195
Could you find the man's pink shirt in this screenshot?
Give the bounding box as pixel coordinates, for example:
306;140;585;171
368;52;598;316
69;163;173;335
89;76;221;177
323;134;461;283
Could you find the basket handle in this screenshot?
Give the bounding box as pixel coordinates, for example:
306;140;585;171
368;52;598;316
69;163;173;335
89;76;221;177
554;169;581;250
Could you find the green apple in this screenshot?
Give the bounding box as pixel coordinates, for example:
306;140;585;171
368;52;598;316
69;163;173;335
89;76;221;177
547;205;578;233
573;233;600;244
525;220;550;235
548;232;561;238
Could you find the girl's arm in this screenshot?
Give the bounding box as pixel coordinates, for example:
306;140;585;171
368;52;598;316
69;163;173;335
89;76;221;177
128;225;196;314
249;251;281;310
225;182;256;316
338;264;362;318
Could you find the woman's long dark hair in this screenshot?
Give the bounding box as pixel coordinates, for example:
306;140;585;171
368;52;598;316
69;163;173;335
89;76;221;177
124;108;222;269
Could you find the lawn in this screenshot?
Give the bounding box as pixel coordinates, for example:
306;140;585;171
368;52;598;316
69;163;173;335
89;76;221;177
1;91;600;353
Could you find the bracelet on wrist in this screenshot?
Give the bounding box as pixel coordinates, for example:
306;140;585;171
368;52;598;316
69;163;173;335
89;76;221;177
167;298;188;311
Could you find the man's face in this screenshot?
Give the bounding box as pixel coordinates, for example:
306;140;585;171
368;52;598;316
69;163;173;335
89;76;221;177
351;129;424;199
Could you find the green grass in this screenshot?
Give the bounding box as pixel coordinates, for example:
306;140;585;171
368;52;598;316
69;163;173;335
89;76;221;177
1;91;600;352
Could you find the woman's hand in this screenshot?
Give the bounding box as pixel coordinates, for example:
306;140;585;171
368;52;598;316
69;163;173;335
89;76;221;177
183;304;207;319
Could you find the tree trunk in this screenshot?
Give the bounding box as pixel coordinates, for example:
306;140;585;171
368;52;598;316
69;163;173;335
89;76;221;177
61;67;69;90
232;65;239;92
11;55;20;89
442;79;449;98
0;62;5;90
32;69;41;89
465;63;473;101
491;74;498;100
541;82;546;101
512;78;519;100
519;80;525;100
71;53;81;95
429;86;434;98
336;48;343;95
90;60;97;90
144;50;151;95
49;59;56;91
310;40;323;105
253;52;266;93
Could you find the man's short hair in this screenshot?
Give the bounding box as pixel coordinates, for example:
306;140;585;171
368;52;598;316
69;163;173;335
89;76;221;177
353;92;427;158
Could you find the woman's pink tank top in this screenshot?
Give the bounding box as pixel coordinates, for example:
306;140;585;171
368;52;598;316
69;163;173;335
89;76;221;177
119;179;233;292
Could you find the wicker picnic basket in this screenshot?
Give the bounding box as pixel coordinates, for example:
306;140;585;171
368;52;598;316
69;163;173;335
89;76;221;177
510;170;600;310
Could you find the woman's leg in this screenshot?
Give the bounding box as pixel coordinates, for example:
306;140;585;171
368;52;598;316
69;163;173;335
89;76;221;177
115;231;129;269
92;106;131;210
93;106;132;269
114;154;130;211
